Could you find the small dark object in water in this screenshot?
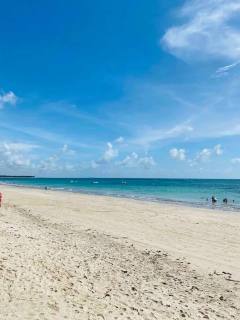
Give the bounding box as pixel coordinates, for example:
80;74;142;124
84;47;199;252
44;186;48;190
211;196;217;204
223;198;228;204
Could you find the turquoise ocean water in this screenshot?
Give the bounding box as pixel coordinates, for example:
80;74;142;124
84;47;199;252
1;178;240;210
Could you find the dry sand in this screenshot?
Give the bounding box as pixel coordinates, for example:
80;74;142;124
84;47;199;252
0;185;239;319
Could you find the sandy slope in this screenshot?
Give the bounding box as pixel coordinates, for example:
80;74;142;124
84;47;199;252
0;185;240;319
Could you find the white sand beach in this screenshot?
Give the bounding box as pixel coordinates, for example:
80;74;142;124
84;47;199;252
0;185;240;319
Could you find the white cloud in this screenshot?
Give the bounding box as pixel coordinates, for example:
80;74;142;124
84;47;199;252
162;0;240;61
196;148;212;162
118;152;155;169
196;144;223;162
169;148;186;161
214;144;223;155
38;155;76;173
38;155;59;172
138;156;156;169
102;142;118;162
38;144;76;172
119;152;138;167
0;142;35;169
115;136;124;144
62;144;69;153
0;91;18;109
91;142;119;168
0;142;77;175
61;144;75;156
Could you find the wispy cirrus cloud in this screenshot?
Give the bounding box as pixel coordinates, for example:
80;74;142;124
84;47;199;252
41;101;111;127
162;0;240;61
0;122;97;150
215;60;240;76
132;123;193;147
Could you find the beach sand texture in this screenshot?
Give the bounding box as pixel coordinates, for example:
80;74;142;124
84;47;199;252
0;185;239;319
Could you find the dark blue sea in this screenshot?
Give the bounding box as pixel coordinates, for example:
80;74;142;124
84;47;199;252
1;178;240;210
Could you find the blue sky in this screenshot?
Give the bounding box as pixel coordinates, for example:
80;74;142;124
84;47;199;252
1;0;240;178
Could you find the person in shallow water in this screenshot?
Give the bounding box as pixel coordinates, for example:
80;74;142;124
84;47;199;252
211;196;217;204
223;198;228;204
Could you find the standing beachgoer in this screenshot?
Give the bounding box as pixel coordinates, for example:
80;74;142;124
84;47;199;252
211;195;217;204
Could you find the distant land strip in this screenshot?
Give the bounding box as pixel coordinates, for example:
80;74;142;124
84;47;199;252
0;175;35;178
